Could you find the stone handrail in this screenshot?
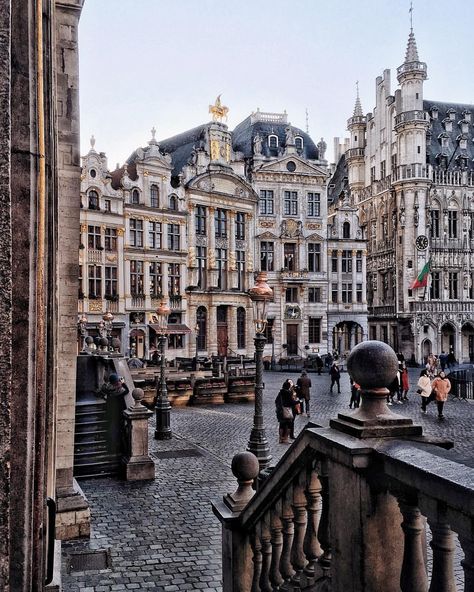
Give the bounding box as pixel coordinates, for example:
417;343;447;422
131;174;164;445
214;341;473;592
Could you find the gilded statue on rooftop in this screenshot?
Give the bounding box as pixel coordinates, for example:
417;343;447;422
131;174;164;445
209;95;229;122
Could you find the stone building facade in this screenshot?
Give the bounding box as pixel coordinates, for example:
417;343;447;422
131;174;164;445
333;29;474;363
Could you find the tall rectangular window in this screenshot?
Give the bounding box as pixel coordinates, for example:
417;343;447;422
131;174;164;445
88;225;101;249
430;210;440;238
260;241;274;272
283;243;296;270
149;262;162;297
356;251;362;272
104;266;117;297
88;265;102;298
308;287;321;303
150;185;159;208
470;272;474;299
448;272;458;299
78;265;83;298
307;192;320;217
129;219;143;247
356;283;363;303
370;166;376;183
285;287;298;303
264;318;274;344
284;191;298;215
104;228;117;251
216;249;227;290
308;243;321;272
447;211;458;238
215;209;227;238
130;260;144;295
342;282;352;303
341;250;352;273
331;282;338;303
197;246;207;289
148;221;162;249
195;205;207;236
167;223;180;251
380;160;386;179
331;251;338;273
168;263;180;296
308;318;321;343
236;250;245;291
235;212;245;240
430;271;440;299
259;190;274;215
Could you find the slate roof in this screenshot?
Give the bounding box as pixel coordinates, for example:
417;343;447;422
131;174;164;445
232;116;320;160
158;124;208;176
425;99;474;171
328;154;348;205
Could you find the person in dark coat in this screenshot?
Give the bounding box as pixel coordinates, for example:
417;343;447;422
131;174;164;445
314;354;323;375
275;380;299;443
349;377;361;409
296;370;312;417
100;373;129;454
329;362;341;394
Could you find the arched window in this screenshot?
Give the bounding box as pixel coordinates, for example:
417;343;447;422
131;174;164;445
237;307;246;349
268;134;278;149
150;184;159;207
169;194;178;210
131;189;140;204
88;190;99;210
343;221;350;238
295;136;303;151
197;306;207;351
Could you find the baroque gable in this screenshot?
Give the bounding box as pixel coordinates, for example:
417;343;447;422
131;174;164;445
255;155;327;179
187;171;257;201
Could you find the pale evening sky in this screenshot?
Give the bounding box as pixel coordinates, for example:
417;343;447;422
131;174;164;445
78;0;474;168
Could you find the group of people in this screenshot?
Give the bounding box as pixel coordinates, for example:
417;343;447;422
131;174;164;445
274;371;311;444
417;368;451;420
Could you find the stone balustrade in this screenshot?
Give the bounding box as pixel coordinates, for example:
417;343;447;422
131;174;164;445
214;341;473;591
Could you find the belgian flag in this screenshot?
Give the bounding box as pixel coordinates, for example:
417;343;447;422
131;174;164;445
410;260;430;290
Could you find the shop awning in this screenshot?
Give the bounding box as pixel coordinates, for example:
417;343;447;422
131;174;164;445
149;323;192;335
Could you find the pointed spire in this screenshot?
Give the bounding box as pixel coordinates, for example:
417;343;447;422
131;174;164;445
405;29;420;63
353;81;363;117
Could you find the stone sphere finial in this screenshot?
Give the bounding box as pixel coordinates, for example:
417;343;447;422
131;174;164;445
111;337;121;351
85;336;94;346
99;336;109;348
132;388;144;407
224;452;260;512
347;340;398;390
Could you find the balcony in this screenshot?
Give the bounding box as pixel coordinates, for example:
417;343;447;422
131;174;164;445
394;110;428;127
213;342;472;592
87;248;103;263
368;304;396;317
280;269;309;282
169;295;183;310
396;60;427;76
345;147;365;159
130;295;145;309
393;164;430;182
410;301;473;314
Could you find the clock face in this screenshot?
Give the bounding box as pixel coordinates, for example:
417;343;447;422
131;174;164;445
415;235;429;250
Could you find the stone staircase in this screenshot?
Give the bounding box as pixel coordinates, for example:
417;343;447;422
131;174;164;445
73;399;121;478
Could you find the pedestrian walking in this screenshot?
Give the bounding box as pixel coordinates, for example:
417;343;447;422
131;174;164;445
431;371;451;420
425;353;438;379
275;379;299;443
447;349;456;370
387;372;400;406
416;369;432;413
329;362;341;394
297;370;312;417
99;373;129;454
400;363;409;401
315;354;323;375
349;378;361;409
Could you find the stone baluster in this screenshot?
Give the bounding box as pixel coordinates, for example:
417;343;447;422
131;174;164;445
302;463;323;583
290;472;308;589
428;517;457;592
259;516;273;592
398;499;428;592
279;486;295;588
460;537;474;592
251;529;263;592
317;460;331;577
269;500;284;591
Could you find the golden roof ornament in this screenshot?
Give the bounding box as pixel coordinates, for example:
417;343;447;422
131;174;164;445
209;94;229;122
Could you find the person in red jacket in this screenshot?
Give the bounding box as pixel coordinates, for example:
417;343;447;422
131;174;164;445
431;371;451;420
400;363;410;401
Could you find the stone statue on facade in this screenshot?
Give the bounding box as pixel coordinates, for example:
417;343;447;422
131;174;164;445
317;137;327;160
253;133;262;155
285;126;295;145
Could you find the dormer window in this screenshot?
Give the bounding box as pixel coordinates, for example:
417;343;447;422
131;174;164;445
438;133;449;148
447;108;456;121
430;106;439;119
457;135;468;150
131;188;140;205
343;221;350;239
150;184;159;208
459;120;469;134
456;155;468;169
436;153;448;168
268;134;278;149
443;118;453;133
463;110;471;122
295;136;303;151
88;190;99;210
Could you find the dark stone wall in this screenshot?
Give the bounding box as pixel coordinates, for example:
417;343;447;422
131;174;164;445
0;0;11;588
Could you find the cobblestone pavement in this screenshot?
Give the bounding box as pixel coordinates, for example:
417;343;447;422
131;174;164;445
62;368;472;591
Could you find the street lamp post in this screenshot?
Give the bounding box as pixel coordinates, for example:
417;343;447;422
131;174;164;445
194;322;200;371
154;300;172;440
270;323;276;371
247;271;273;470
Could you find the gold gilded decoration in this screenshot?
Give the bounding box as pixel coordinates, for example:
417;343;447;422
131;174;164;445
210;140;220;161
260;220;275;228
225;143;231;162
117;228;125;236
306;222;322;230
80;224;87;233
143;170;149;177
209;94;229;122
88;300;103;312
